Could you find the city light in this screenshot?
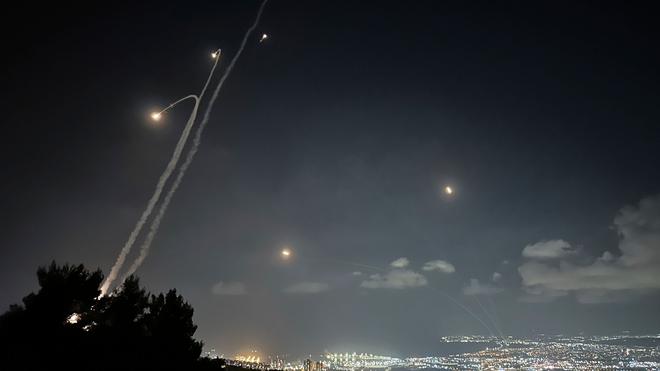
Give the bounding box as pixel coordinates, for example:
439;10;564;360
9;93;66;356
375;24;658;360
215;334;660;371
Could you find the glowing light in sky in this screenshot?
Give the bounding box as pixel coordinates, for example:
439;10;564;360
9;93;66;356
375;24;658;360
150;112;162;121
444;186;453;195
281;248;291;259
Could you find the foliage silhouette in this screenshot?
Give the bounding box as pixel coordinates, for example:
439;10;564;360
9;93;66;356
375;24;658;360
0;262;215;370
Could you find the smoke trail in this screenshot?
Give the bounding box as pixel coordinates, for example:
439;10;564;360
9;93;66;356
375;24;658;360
120;0;270;281
427;286;496;338
485;295;507;342
473;295;506;342
99;53;221;296
99;102;199;296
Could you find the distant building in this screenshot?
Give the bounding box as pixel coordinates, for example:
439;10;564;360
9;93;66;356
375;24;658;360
304;359;324;371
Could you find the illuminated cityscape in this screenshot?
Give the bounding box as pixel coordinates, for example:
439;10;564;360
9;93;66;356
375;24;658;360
215;334;660;371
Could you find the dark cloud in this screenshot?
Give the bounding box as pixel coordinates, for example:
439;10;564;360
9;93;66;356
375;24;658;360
389;257;410;268
522;240;576;260
519;194;660;303
360;259;428;290
422;259;456;273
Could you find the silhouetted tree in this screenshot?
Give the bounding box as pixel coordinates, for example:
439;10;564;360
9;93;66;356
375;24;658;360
0;262;103;369
196;357;228;371
0;262;208;370
144;290;203;365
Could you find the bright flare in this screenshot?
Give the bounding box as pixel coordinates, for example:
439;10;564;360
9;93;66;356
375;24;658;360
211;51;218;59
445;186;453;195
150;112;162;121
281;248;291;259
66;313;81;324
260;33;268;43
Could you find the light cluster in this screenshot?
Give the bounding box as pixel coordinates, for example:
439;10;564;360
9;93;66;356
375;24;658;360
218;334;660;371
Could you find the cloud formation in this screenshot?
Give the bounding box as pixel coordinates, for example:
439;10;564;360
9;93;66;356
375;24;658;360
492;272;502;282
361;269;428;289
522;239;575;259
463;278;503;296
390;257;410;268
211;281;247;296
422;259;456;273
283;282;330;294
519;194;660;303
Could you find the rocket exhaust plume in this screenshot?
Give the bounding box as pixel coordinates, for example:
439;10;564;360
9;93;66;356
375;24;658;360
99;52;221;297
119;0;270;281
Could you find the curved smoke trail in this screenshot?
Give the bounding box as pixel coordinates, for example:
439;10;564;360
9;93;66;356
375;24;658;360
120;0;270;281
100;101;199;296
100;50;221;296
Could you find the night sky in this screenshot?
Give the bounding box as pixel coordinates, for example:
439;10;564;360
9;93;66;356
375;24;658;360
2;0;660;357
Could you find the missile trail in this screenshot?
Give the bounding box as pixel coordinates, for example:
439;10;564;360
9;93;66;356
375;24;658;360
99;51;221;296
120;0;270;281
99;100;199;296
486;295;508;342
473;294;507;343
